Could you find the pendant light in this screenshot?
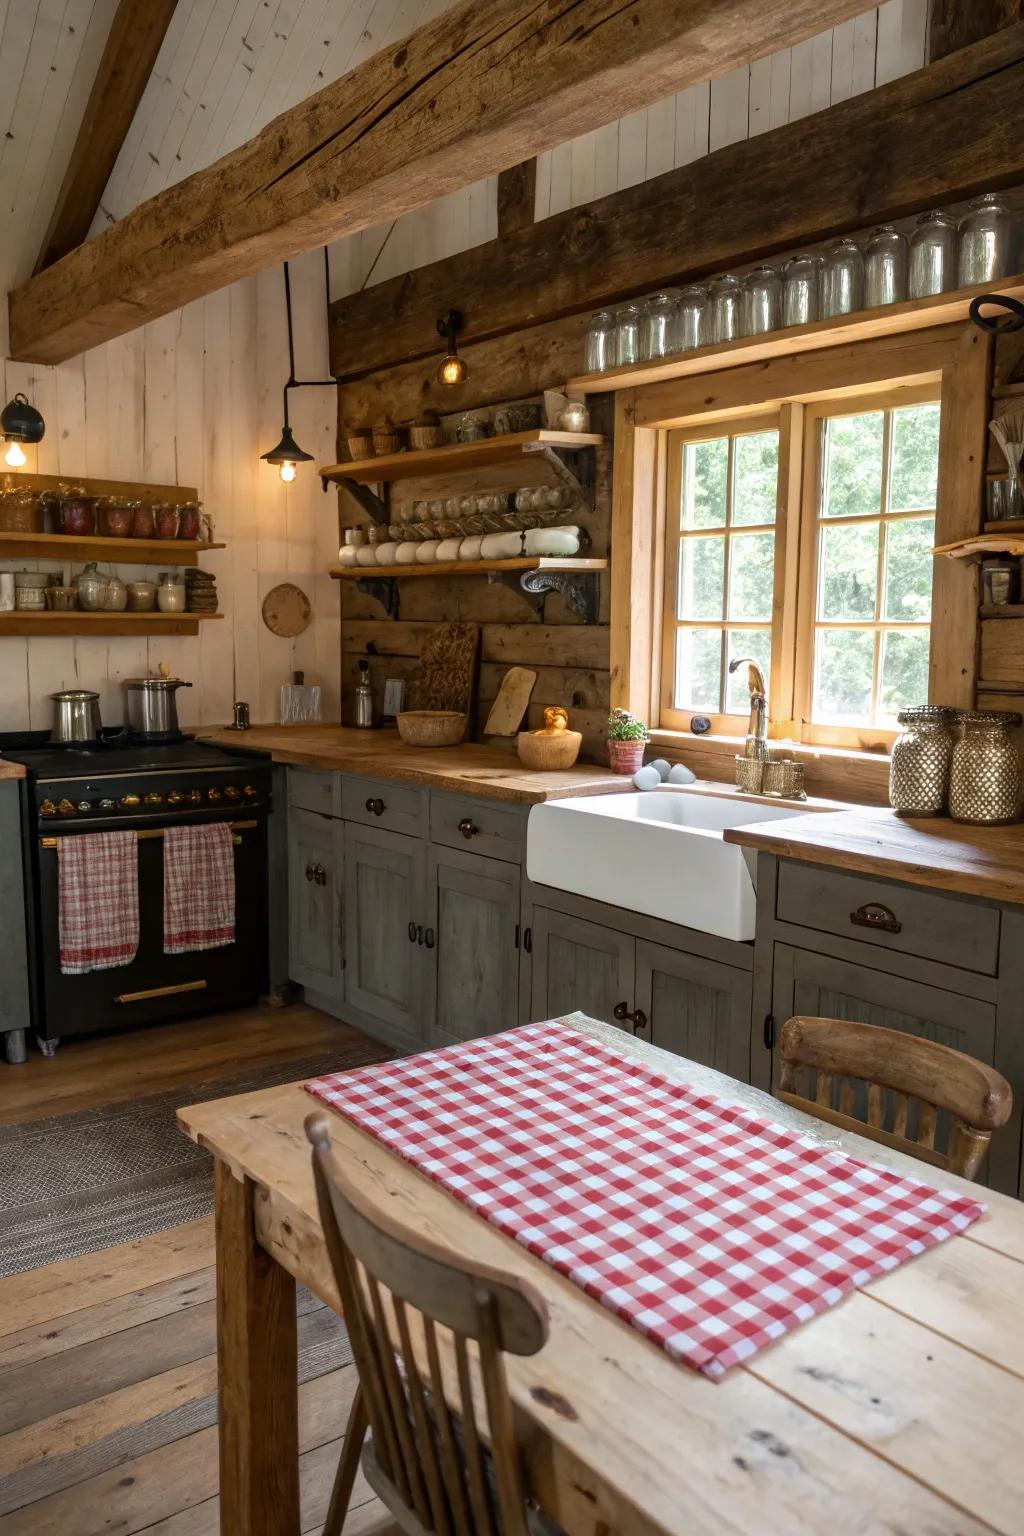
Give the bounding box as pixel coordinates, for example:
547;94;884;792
260;251;339;483
437;309;467;384
1;392;45;467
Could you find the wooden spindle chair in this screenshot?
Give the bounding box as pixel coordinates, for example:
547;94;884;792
305;1112;556;1536
778;1016;1012;1180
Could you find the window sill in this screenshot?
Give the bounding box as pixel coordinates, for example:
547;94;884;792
646;730;890;807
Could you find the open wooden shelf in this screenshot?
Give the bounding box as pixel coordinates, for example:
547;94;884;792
564;273;1024;394
320;430;604;485
329;556;606;581
330;555;607;621
936;533;1024;560
984;519;1024;534
0;611;223;637
0;530;225;567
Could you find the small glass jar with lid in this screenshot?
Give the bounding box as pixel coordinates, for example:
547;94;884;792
674;285;706;351
584;310;615;373
641;292;677;360
822;238;865;318
707;275;742;344
948;709;1023;825
742;265;782;335
864;225;908;308
908;210;958;298
889;706;955;817
958;192;1012;287
613;304;642;367
782;254;823;327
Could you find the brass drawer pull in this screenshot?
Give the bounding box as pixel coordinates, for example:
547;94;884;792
850;902;902;935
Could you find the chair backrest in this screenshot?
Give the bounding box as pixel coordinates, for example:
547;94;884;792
778;1016;1012;1180
305;1111;549;1536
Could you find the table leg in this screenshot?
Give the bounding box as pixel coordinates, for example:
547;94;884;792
215;1159;300;1536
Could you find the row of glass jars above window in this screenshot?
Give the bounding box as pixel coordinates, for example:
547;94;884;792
584;193;1016;372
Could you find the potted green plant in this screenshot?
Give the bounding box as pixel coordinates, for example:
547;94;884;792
607;707;648;775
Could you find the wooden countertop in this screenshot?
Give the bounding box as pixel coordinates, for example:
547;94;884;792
725;806;1024;905
197;724;625;804
0;758;26;779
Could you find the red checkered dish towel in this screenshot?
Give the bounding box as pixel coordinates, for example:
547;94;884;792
58;831;139;974
306;1019;985;1378
163;823;235;954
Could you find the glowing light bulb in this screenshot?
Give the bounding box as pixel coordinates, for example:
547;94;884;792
279;461;296;483
439;354;467;386
4;441;26;468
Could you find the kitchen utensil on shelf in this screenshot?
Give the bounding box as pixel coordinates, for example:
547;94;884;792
742;266;781;335
57;492;97;536
456;413;489;442
0;486;42;533
176;504;201;540
675;285;707;351
154;505;179;539
641;293;677;360
559;399;590;433
396;710;467;747
354;660;373;728
584;310;615;372
124;666;193;737
372;417;404;455
101;572;128;611
232;700;251;730
126;579;157;611
958;193;1012;287
131;504;155;538
517;706;582;770
50;689;102;744
782;254;823;327
908;210;958;298
409;411;444;449
279;669;321;725
346;429;375;460
987;475;1022;521
99;502;134;537
483;667;538;737
948;709;1023;824
889;706;956;816
0;572;14;610
613;304;642;366
72;562;109;611
44;585;77;611
864;225;908;307
156;572;186;612
14;570;49;610
494;403;542;434
707;275;742;343
988;409;1024;495
822;238;865;318
982;558;1019;605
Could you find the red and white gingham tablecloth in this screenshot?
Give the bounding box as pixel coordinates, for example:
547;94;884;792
306;1019;984;1377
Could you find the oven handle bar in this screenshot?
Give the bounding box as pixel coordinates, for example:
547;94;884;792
39;819;258;849
115;980;208;1005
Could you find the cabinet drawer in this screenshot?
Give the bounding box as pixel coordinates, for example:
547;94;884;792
287;768;339;818
342;775;427;839
776;861;1000;976
429;792;525;864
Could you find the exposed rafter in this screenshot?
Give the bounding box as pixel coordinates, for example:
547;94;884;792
928;0;1024;59
10;0;872;364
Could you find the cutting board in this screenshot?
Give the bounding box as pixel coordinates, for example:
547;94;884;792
483;666;538;736
408;623;480;715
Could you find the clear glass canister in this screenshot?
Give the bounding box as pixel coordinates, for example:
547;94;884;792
584;310;615;373
742;265;781;335
864;225;908;307
908;210;958;298
782;254;823;327
613;304;642;367
948;710;1024;825
822;238;865;318
674;285;707;351
958;193;1012;288
889;706;955;817
708;275;742;344
641;292;677;360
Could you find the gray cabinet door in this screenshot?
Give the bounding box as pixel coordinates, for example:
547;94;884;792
428;848;521;1046
345;823;427;1039
288;808;343;1000
635;940;752;1080
529;907;635;1029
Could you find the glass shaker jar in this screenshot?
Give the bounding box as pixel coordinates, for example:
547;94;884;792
613;304;642;367
584;310;615;373
864;225;908;307
958;192;1012;287
707;275;742;344
889;706;955;817
641;292;677;360
674;284;706;351
782;254;823;327
742;265;781;335
908;210;958;298
948;710;1023;825
822;238;865;318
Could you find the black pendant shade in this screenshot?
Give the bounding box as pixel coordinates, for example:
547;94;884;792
1;393;45;444
261;424;314;465
260;251;340;482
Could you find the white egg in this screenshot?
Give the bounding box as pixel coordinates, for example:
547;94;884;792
632;765;662;791
649;758;671;781
667;762;696;785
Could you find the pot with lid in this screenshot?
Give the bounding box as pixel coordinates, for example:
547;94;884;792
51;689;102;744
124;663;192;739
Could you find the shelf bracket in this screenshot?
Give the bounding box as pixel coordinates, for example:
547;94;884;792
328;475;390;525
487;568;600;623
521;443;596;511
355;576;399;618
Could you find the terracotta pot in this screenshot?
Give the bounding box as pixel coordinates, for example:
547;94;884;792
608;738;646;775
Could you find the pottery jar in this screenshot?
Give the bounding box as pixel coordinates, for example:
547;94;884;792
102;573;128;612
72;562;109;612
14;570;48;611
949;710;1023;824
156;572;186;613
127;580;157;612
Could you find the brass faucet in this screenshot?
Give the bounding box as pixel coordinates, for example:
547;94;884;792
728;657;768;761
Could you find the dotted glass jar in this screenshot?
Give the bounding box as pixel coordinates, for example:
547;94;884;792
889;706;955;817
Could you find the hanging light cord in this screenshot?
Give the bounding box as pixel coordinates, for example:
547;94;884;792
281;247;337;426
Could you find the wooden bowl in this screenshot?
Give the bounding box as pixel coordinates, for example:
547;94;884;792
397;710;467;748
517;728;582;771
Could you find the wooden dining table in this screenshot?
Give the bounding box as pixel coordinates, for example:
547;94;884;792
178;1012;1024;1536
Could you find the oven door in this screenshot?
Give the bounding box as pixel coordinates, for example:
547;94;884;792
34;818;269;1040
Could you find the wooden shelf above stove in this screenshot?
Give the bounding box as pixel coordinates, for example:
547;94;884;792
0;612;223;637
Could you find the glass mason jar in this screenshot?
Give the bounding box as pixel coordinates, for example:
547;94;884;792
782;254;823;327
958;192;1012;287
584;310;615;373
641;292;677;360
948;710;1024;825
864;225;908;308
889;706;955;817
822;238;865;318
742;265;782;335
674;284;707;351
707;275;742;344
613;303;642;367
908;210;958;298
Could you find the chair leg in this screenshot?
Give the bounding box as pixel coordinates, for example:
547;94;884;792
322;1383;369;1536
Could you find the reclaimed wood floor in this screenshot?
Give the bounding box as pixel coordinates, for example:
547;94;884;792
0;1003;397;1533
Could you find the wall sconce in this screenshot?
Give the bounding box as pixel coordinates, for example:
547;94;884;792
1;393;45;468
260;251;340;483
437;310;467;385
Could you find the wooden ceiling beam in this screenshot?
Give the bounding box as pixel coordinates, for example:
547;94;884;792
497;161;538;238
327;25;1024;379
33;0;180;274
9;0;872;365
929;0;1024;59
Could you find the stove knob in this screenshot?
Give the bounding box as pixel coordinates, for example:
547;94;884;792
144;791;164;807
207;788;222;803
187;788;202;805
167;791;184;807
243;784;257;799
58;799;76;817
77;800;92;814
223;785;242;802
120;794;141;810
99;799;116;811
39;799;56;818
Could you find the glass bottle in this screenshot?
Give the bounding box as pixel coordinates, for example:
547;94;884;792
908;210;958;298
864;225;908;308
707;275;742;344
640;292;676;359
613;304;642;367
958;192;1012;287
782;254;823;327
354;659;374;729
822;238;865;318
674;285;706;351
949;710;1023;824
889;706;955;817
742;265;781;335
584;310;615;373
